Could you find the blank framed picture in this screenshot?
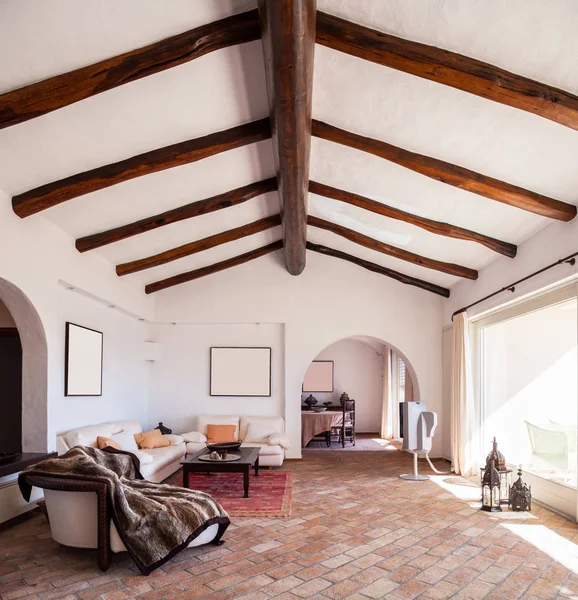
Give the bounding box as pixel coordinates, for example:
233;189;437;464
302;360;334;392
210;347;271;397
65;322;103;396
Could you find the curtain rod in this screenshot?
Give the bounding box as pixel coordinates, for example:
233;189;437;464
451;250;578;321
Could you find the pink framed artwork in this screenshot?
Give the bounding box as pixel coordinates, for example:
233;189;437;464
302;361;334;392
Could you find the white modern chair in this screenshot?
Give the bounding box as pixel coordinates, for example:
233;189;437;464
525;421;570;483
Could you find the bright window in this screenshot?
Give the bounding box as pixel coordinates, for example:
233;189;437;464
478;290;577;489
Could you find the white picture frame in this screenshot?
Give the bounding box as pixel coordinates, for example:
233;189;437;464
210;347;271;397
65;322;103;396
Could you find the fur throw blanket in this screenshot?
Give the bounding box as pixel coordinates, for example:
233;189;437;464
19;446;230;574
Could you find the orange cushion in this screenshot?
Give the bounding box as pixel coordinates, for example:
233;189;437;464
133;429;170;450
206;424;237;444
97;436;121;450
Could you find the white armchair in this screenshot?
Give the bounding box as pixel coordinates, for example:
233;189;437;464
525;421;572;483
37;420;221;571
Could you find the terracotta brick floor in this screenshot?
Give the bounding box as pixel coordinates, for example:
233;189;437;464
2;450;578;599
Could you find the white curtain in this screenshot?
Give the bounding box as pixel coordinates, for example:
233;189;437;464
381;347;394;439
451;311;476;475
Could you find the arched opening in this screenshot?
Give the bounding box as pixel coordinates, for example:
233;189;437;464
0;278;48;455
299;335;418;453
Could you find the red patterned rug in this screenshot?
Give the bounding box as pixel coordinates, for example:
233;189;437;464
165;469;292;518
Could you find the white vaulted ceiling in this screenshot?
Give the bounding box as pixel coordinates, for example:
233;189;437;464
0;0;577;294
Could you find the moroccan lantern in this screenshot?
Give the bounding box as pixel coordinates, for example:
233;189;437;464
508;466;532;512
481;437;512;504
481;459;502;512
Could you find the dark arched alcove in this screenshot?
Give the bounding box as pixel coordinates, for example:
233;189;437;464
0;322;22;458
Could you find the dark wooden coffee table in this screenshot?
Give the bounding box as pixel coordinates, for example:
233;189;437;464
181;447;260;498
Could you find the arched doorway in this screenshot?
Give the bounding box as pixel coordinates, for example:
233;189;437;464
0;278;48;453
299;335;418;452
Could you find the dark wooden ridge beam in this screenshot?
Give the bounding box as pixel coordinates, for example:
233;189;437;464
76;178;277;252
0;10;260;130
312;120;576;222
117;214;281;276
310;181;517;259
13;119;271;218
258;0;316;275
307;241;449;297
316;11;578;132
145;240;283;294
308;215;477;280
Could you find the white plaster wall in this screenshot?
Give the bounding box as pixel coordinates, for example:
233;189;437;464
305;338;384;433
153;250;444;457
0;298;15;327
147;323;284;434
0;190;154;450
55;287;149;435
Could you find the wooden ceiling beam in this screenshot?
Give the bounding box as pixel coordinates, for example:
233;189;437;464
307;241;450;297
316;11;578;132
13;119;271;218
308;215;477;280
258;0;316;275
145;240;283;294
75;178;277;252
310;180;517;258
0;10;260;130
117;214;281;275
313;120;576;222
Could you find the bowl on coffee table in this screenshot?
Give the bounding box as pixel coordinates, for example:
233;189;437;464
205;441;242;458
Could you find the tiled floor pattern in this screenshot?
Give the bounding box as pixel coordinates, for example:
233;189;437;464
2;450;578;599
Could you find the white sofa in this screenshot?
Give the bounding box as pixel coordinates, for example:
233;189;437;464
56;420;185;483
184;415;289;467
48;420;220;558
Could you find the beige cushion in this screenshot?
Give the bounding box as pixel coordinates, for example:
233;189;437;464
206;424;237;443
268;434;290;450
134;429;170;449
239;416;284;441
242;442;283;456
163;434;184;446
245;422;276;443
66;423;116;449
196;415;240;438
111;430;139;452
182;431;207;443
97;436;120;450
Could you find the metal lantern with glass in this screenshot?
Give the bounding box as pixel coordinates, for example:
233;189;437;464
508;466;532;512
481;459;502;512
480;437;512;504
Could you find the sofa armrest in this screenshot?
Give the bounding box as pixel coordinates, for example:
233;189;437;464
163;434;185;446
181;431;207;443
268;434;289;450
